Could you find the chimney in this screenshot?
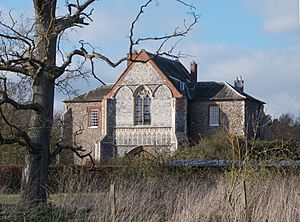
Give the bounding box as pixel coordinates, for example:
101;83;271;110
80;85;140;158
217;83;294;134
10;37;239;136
234;76;244;93
127;50;139;67
190;61;197;82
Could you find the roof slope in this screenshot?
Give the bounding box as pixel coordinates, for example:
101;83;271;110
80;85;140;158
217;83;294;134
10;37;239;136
147;52;191;82
144;51;192;94
64;84;113;103
188;81;264;103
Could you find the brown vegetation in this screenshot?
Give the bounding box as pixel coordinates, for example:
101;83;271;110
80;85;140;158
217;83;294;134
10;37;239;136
1;166;299;221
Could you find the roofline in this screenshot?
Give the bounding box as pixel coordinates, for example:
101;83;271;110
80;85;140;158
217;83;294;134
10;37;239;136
64;83;114;103
223;81;247;99
189;81;265;104
64;99;103;103
106;50;183;99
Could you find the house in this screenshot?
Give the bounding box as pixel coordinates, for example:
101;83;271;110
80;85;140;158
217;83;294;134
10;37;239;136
61;50;264;164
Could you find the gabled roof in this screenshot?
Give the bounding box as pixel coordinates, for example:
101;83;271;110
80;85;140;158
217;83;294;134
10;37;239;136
107;50;188;98
188;81;265;103
64;84;113;103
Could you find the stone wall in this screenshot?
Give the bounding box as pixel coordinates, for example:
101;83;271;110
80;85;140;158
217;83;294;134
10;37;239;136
58;108;74;164
64;101;103;164
188;100;245;142
110;62;178;155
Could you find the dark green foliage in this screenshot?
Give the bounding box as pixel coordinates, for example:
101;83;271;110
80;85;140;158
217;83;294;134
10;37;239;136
249;139;300;160
264;113;300;141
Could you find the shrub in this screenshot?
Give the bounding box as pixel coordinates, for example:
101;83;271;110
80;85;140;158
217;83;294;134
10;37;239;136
174;132;300;161
0;164;22;193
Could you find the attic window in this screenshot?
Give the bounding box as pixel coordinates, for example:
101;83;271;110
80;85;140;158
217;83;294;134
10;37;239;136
180;82;185;91
209;105;219;126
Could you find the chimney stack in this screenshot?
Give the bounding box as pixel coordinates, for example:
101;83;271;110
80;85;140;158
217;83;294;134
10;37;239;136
234;76;244;93
127;50;139;67
190;61;197;82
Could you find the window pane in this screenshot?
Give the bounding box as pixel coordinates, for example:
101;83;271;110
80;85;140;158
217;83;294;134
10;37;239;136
143;96;151;125
89;109;98;127
209;106;219;126
135;96;143;125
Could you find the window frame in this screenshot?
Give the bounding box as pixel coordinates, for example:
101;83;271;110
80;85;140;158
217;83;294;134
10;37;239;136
87;106;100;128
208;105;220;127
134;88;151;126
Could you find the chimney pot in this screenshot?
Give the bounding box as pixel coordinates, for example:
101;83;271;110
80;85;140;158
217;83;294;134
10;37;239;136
190;61;197;82
234;76;244;93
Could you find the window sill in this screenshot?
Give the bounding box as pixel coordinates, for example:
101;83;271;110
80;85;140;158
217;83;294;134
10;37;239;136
88;126;99;129
209;124;219;127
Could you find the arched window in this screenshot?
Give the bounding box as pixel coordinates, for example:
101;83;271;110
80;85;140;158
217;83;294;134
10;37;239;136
134;87;151;125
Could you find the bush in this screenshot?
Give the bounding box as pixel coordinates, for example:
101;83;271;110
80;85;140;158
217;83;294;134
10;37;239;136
0;164;22;193
174;132;242;160
0;164;120;194
174;132;300;161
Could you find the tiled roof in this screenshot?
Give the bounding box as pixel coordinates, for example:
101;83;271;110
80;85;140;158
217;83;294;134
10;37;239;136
145;52;192;92
64;84;113;103
147;52;191;82
188;81;265;103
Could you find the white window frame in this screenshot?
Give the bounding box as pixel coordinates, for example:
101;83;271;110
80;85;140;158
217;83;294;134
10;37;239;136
89;108;99;128
209;105;220;126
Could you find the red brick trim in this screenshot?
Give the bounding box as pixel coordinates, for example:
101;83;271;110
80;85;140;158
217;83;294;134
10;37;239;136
106;50;182;99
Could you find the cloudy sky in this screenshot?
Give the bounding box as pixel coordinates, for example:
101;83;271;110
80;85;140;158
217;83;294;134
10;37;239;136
1;0;300;118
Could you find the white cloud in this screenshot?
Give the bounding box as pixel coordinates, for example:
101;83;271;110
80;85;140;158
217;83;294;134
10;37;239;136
182;42;300;117
242;0;299;33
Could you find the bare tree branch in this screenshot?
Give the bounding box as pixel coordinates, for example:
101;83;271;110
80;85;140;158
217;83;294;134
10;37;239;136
0;77;42;112
0;107;38;152
55;0;96;34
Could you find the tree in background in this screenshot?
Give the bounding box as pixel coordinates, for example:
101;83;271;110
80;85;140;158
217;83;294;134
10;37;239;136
264;113;300;142
0;0;198;204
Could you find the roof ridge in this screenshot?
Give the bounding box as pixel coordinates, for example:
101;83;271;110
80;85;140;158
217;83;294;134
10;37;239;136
224;81;246;99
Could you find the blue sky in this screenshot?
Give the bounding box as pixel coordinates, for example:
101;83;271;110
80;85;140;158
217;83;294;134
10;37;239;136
0;0;299;118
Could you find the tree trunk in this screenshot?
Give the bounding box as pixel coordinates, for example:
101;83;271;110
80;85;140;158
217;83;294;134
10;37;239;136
20;75;55;204
20;0;57;204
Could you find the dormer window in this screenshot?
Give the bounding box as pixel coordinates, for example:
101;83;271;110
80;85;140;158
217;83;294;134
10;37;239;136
134;87;151;125
180;81;185;91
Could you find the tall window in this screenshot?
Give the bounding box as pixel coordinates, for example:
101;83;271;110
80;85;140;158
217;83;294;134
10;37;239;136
209;105;219;126
134;88;151;125
88;108;99;128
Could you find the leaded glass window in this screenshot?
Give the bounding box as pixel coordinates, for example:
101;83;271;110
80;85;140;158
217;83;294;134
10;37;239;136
134;87;151;125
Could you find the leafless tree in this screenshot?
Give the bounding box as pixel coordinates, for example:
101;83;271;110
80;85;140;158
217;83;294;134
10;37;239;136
0;0;199;204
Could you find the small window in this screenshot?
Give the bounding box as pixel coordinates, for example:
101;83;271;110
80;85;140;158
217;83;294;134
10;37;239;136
180;82;185;91
209;105;219;126
89;108;99;128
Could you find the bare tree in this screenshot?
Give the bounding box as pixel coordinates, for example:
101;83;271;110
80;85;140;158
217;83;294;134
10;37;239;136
0;0;198;204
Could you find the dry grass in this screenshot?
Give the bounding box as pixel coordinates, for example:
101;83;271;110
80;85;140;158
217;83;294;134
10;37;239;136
1;169;299;221
53;172;299;221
